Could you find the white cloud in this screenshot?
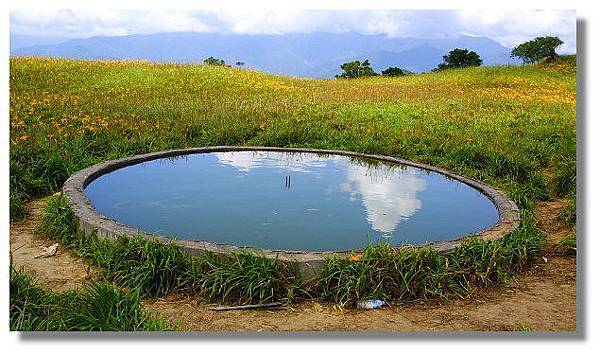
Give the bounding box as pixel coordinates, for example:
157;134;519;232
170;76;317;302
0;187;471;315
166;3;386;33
215;151;329;173
10;9;212;38
457;9;576;53
342;164;426;234
10;9;576;52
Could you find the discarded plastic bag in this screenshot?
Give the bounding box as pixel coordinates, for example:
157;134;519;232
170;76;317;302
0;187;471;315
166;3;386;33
357;299;387;310
33;243;58;259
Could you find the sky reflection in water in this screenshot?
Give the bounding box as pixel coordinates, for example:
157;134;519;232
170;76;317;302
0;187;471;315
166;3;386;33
85;151;499;251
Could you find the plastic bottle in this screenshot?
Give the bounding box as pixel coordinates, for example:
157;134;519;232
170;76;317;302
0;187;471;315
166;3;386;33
356;299;387;310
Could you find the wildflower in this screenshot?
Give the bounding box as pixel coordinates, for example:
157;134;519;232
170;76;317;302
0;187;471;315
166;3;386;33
349;253;363;262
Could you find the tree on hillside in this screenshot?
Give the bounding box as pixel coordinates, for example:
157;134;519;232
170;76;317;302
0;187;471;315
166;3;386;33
435;48;483;71
203;56;230;67
335;60;378;79
381;67;411;77
511;36;564;64
235;61;245;67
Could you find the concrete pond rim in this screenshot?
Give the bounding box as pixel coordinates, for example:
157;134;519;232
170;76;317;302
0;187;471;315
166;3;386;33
62;146;521;276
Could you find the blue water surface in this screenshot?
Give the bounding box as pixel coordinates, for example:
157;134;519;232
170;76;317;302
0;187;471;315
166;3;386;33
84;151;499;252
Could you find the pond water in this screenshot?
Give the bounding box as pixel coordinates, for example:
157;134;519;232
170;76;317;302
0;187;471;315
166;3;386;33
84;151;499;252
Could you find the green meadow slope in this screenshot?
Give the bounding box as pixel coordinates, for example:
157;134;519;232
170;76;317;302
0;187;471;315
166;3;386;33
9;56;576;219
9;57;577;326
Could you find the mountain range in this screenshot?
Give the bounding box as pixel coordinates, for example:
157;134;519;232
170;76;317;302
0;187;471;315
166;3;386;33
11;32;520;78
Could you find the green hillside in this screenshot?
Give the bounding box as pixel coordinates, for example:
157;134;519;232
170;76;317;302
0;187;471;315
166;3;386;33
9;57;576;219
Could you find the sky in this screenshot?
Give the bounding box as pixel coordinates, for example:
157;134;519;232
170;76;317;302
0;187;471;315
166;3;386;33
10;9;577;53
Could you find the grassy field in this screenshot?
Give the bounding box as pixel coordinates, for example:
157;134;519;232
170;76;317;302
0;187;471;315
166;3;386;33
10;56;576;219
9;56;576;329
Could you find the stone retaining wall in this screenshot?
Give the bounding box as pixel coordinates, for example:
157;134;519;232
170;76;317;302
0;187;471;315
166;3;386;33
63;146;521;278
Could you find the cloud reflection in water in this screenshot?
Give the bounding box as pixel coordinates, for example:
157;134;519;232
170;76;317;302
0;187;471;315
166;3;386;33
215;151;426;235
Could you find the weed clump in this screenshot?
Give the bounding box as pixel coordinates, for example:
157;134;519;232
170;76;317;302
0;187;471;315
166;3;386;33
555;234;576;256
10;267;169;331
319;219;545;306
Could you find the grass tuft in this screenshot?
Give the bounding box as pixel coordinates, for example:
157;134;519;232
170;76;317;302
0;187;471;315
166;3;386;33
194;252;305;304
89;235;194;297
9;267;169;331
514;321;535;331
319;214;545;306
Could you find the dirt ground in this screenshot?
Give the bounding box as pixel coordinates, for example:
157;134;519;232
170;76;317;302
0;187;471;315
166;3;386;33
9;198;96;292
10;197;577;332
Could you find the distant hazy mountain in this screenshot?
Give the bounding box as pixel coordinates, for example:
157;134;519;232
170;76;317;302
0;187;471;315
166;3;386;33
10;34;73;50
11;32;519;78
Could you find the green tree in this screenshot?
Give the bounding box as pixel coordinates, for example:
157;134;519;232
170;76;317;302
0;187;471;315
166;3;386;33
381;67;410;77
235;61;245;67
435;48;483;71
335;60;378;79
203;57;229;67
511;36;564;64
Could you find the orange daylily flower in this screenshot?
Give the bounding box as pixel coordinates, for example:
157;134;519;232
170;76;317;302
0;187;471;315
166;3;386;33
349;253;363;262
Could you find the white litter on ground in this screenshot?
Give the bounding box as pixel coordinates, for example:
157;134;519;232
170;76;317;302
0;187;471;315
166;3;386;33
33;243;59;259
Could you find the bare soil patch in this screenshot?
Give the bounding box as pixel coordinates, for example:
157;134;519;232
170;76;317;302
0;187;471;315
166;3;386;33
534;198;573;244
9;197;93;292
10;197;577;331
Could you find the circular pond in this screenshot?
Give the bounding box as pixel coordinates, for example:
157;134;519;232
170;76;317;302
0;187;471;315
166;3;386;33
80;149;505;252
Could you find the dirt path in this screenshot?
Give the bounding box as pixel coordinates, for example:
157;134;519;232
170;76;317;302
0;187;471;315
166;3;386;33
10;197;577;331
9;197;94;292
535;198;573;244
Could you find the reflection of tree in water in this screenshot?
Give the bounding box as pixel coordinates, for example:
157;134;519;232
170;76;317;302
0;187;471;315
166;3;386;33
144;154;190;167
346;157;408;184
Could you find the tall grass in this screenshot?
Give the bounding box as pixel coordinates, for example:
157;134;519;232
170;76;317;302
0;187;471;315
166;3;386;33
319;215;545;305
193;251;308;304
10;267;169;331
36;194;546;307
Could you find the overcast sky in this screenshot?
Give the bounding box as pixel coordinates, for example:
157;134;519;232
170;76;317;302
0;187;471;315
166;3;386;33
10;9;576;53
